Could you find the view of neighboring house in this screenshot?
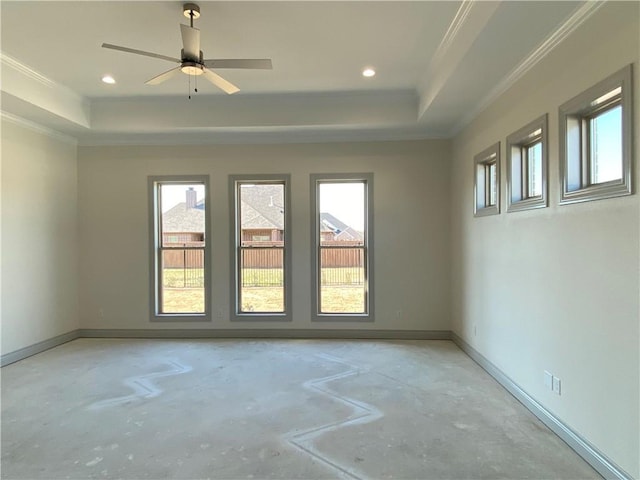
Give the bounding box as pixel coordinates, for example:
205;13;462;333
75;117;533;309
162;187;205;245
162;187;362;245
320;212;364;243
162;186;364;274
238;184;284;243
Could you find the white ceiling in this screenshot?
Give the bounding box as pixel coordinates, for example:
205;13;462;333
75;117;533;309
0;1;603;145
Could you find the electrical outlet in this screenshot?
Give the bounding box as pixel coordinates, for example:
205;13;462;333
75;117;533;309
544;371;553;389
552;376;561;395
217;308;224;320
98;308;104;319
396;310;403;320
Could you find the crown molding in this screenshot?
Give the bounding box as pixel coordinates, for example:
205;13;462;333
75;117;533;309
1;50;91;129
417;0;501;119
0;52;57;89
450;0;606;137
76;125;445;147
1;111;78;145
430;0;475;70
417;0;475;110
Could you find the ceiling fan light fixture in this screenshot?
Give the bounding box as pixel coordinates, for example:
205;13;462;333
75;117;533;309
183;3;200;19
181;62;204;75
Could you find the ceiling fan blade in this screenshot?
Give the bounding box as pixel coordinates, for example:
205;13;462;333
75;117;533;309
203;59;273;70
102;43;180;63
180;24;201;60
202;68;239;94
145;66;182;85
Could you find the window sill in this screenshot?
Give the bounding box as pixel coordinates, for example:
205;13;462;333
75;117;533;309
474;205;499;217
230;313;292;322
560;180;632;205
312;314;374;322
150;314;211;323
507;196;547;212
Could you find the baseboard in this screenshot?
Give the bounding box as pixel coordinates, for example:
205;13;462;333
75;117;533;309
1;329;80;367
79;328;452;340
451;332;632;480
1;329;449;367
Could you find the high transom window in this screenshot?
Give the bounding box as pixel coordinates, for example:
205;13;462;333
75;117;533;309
559;65;633;204
507;114;548;212
474;143;500;217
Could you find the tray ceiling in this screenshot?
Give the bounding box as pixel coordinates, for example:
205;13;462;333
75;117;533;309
0;1;607;144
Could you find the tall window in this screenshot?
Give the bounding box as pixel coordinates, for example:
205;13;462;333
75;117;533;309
506;114;548;212
230;175;291;321
311;174;373;321
149;176;210;321
474;143;500;217
559;65;633;204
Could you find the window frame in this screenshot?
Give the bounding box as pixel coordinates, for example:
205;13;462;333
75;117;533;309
148;175;211;322
474;142;501;217
506;114;548;212
559;64;633;205
229;174;292;322
310;173;374;322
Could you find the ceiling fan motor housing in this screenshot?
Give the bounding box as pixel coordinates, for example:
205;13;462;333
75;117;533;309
180;48;204;63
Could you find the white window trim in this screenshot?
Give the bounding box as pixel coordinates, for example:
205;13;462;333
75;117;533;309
474;142;501;217
148;175;211;322
506;114;548;212
559;64;633;205
229;174;292;322
310;173;374;322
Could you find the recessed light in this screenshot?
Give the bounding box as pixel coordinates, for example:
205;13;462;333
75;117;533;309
102;75;116;84
362;68;376;78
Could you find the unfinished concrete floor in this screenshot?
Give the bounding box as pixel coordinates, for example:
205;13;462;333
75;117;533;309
2;339;599;479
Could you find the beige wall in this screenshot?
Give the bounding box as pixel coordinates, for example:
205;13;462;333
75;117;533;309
450;3;639;477
1;119;79;354
78;140;451;331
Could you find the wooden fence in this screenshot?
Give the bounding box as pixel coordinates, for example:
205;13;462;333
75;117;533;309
162;245;204;269
162;240;365;287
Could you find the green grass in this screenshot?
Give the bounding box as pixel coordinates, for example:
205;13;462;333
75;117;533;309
320;286;365;313
321;267;364;286
241;268;283;287
239;286;364;313
161;267;366;313
163;267;364;287
162;268;286;288
162;286;364;314
240;287;284;312
163;268;204;288
162;288;205;314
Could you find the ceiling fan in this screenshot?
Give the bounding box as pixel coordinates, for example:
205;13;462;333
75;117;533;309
102;2;272;95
